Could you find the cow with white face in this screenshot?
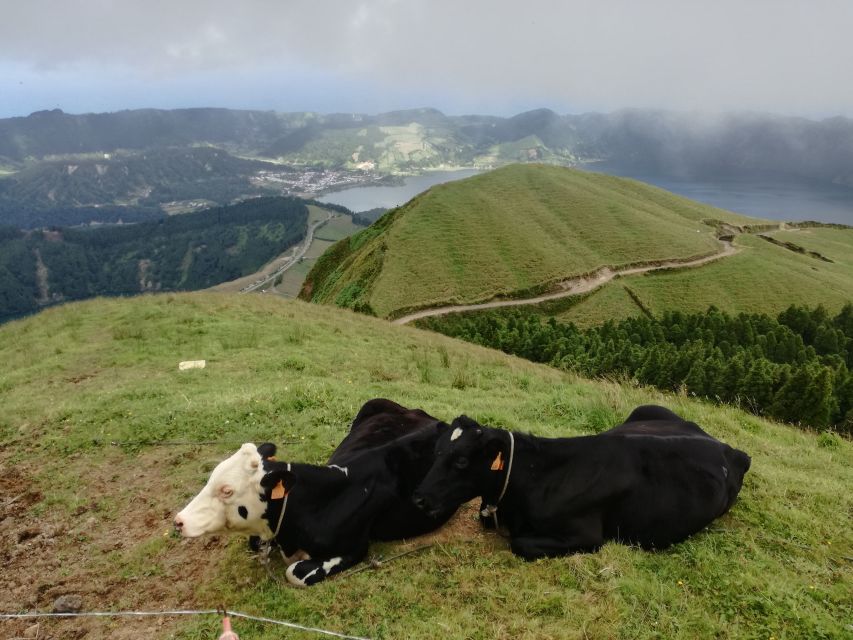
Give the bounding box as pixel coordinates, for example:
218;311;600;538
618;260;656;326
174;399;458;587
174;442;274;539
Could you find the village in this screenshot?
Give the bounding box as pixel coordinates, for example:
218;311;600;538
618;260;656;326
249;164;387;197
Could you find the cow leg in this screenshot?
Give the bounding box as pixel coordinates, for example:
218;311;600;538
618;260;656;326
285;542;368;587
510;518;603;560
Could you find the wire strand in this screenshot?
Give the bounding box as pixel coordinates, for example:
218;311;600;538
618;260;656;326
0;609;372;640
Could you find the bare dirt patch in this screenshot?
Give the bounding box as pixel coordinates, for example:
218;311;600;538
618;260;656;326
0;451;234;639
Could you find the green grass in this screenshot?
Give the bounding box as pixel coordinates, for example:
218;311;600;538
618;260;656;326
623;232;853;316
512;228;853;327
302;164;767;318
0;293;850;639
313;214;362;243
771;227;853;263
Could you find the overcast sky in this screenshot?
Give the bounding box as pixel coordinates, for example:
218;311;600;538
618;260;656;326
1;0;851;119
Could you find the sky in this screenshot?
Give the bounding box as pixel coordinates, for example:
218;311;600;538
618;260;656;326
1;0;852;119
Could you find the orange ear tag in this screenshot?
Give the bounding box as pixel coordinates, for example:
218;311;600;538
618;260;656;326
271;480;287;500
490;452;505;472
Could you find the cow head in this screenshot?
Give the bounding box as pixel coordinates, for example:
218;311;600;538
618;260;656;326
412;416;508;517
174;442;282;538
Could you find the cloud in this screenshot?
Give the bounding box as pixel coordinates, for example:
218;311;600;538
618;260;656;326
1;0;851;116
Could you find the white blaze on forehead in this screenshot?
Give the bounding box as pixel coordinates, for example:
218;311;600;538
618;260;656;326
175;442;270;538
450;427;463;441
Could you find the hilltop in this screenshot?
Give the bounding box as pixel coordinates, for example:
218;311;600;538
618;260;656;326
300;164;765;318
0;293;850;639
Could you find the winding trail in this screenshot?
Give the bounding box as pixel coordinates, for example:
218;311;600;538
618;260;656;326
392;239;737;325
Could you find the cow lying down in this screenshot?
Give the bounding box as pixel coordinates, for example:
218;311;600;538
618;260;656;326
174;399;456;586
412;405;751;560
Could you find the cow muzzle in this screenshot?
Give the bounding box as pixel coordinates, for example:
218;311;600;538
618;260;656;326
412;493;441;519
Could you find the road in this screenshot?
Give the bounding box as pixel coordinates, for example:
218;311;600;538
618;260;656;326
392;239;737;325
240;211;334;294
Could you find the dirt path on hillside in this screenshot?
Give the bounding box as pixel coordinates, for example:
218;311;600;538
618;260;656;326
392;239;737;325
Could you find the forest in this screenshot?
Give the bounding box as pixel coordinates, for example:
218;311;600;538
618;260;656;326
420;304;853;433
0;196;308;319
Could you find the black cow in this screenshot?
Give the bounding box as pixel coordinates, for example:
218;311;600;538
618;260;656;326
175;399;455;586
412;405;750;560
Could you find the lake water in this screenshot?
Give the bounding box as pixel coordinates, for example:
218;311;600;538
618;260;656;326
317;169;481;212
585;164;853;225
319;165;853;225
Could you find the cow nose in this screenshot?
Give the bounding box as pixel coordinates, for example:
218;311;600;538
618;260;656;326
174;516;184;532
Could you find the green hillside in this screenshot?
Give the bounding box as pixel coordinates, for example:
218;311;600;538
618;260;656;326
0;147;276;228
551;228;853;327
0;197;308;319
1;294;850;639
300;164;766;318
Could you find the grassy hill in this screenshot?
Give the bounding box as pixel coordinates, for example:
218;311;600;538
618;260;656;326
549;227;853;327
0;293;850;639
300;164;766;318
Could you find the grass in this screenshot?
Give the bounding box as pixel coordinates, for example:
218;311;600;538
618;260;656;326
303;164;767;318
543;229;853;326
0;293;850;639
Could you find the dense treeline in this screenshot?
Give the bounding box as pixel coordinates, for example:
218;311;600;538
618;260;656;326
421;305;853;433
0;197;308;320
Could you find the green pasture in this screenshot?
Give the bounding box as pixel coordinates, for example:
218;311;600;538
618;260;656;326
0;294;850;639
546;229;853;326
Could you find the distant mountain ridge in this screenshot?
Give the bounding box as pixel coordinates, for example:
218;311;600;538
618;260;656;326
3;107;853;186
2;106;853;230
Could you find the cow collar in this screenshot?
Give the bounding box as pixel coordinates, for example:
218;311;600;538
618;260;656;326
481;431;515;527
271;462;291;540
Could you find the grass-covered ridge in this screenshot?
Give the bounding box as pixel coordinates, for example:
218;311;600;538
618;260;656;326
551;228;853;327
1;293;850;639
300;164;767;318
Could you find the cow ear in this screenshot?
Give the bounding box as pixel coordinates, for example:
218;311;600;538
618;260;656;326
261;468;296;500
257;442;277;460
434;421;450;434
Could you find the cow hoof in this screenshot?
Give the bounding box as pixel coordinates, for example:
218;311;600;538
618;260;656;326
286;560;322;587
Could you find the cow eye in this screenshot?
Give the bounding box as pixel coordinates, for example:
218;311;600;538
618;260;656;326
219;486;234;499
454;457;469;470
